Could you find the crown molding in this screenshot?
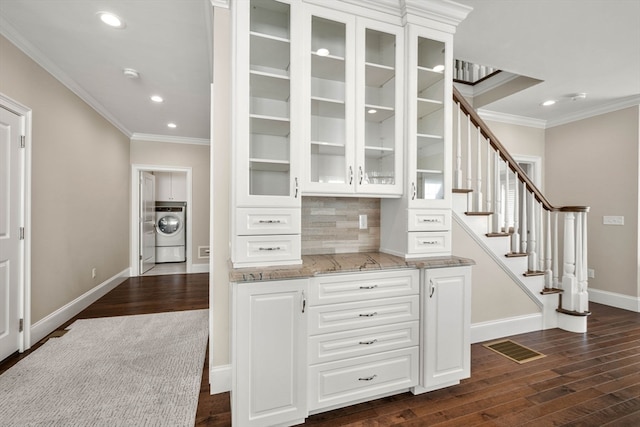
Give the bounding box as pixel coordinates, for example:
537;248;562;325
477;109;547;129
0;17;132;138
546;95;640;128
131;133;210;145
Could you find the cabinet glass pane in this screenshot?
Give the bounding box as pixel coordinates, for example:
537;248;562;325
416;37;445;199
310;16;347;184
249;0;291;196
364;28;395;186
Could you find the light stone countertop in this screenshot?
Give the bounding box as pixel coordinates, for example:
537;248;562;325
229;252;475;283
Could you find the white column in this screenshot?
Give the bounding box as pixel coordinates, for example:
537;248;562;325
562;212;577;312
578;212;589;313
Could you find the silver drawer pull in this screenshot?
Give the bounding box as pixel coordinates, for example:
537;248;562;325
359;312;377;317
421;218;440;223
358;375;377;382
258;220;282;224
420;240;438;245
359;285;378;290
258;247;281;251
359;339;378;345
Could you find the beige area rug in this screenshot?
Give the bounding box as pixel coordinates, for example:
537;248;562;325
0;309;208;426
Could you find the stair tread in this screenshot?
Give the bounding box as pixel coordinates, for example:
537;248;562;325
524;270;545;277
486;232;510;237
465;211;494;216
453;188;473;194
541;287;563;295
506;252;528;258
556;307;592;317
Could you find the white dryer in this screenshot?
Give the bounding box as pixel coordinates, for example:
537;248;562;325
155;205;186;263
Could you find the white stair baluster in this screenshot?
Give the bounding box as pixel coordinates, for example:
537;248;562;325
486;139;492;213
504;166;510;234
491;151;500;234
466;117;472;208
511;172;520;253
552;211;559;288
544;209;552;289
455;102;462;189
520;181;527;255
562;212;577;312
476;129;483;211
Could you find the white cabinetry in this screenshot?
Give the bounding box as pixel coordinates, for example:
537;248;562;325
303;6;403;197
232;0;301;267
231;279;308;427
155;171;186;201
380;25;454;258
418;266;471;392
307;269;419;411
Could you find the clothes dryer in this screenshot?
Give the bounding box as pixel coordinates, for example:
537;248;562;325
155;206;186;263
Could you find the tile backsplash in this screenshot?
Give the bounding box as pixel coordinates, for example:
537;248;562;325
301;197;380;255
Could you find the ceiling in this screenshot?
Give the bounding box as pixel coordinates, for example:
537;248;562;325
0;0;639;141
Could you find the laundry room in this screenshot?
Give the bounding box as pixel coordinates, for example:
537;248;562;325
129;136;211;277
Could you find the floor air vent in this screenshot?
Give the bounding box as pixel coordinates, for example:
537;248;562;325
483;339;546;364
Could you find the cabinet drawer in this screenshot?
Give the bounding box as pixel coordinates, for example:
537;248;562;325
235;208;301;235
308;347;418;411
308;321;419;365
408;231;451;254
310;270;418;305
408;209;450;232
308;295;419;336
234;235;301;266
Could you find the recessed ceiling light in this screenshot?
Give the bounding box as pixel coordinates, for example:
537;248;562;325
541;100;556;107
167;123;177;129
122;68;139;79
316;48;330;57
98;12;125;29
433;64;445;72
150;95;164;103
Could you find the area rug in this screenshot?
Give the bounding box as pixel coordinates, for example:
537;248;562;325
0;309;208;426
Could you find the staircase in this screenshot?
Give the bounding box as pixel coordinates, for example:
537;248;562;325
451;87;591;334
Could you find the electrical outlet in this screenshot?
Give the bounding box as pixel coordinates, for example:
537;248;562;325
588;268;595;278
603;216;624;225
91;268;97;279
359;214;367;230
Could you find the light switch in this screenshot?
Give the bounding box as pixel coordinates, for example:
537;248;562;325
359;214;367;230
603;216;624;225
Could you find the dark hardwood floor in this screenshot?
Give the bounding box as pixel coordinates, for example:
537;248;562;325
2;274;640;426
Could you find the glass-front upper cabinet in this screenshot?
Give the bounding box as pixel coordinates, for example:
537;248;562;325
234;0;300;207
303;8;403;197
407;26;452;208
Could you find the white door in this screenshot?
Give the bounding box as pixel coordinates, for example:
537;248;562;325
139;172;156;274
0;106;24;361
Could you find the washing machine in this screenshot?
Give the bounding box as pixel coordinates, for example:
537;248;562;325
155;205;186;263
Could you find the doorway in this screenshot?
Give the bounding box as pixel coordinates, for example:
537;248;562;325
0;93;31;358
130;165;193;277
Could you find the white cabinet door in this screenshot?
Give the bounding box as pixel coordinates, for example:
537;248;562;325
232;279;308;427
422;266;471;390
155;171;186;201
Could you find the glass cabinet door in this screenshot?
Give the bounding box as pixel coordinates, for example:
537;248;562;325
357;21;402;195
415;36;446;201
247;0;294;199
308;14;352;188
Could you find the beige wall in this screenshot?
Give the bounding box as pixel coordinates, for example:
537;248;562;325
130;139;210;265
545;106;640;298
0;35;130;323
211;6;232;367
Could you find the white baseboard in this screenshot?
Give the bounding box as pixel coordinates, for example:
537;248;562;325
210;364;231;394
190;263;210;273
29;268;130;346
471;313;543;344
589;288;640;312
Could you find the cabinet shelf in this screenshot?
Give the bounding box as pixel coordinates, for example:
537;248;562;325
417;133;443;140
251;32;291;73
417;66;444;92
311;97;346;118
311;141;346;156
416;168;443;174
366;62;395;87
251;115;290;137
364;104;394;122
417;98;443;118
250;71;290;100
312;53;346;81
250;158;291;172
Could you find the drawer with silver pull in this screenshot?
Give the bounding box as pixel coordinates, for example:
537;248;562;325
308;347;418;411
308;295;419;336
408;209;451;232
408;231;451;254
235;208;301;235
308;321;419;365
310;270;419;305
234;234;301;265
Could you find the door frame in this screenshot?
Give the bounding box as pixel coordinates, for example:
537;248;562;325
0;93;32;352
130;164;193;277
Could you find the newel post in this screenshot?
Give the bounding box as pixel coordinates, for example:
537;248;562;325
561;212;577;312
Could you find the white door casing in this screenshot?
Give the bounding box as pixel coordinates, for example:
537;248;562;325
139;172;156;274
0;106;24;361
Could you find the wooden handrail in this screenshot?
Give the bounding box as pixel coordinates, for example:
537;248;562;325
453;87;589;214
